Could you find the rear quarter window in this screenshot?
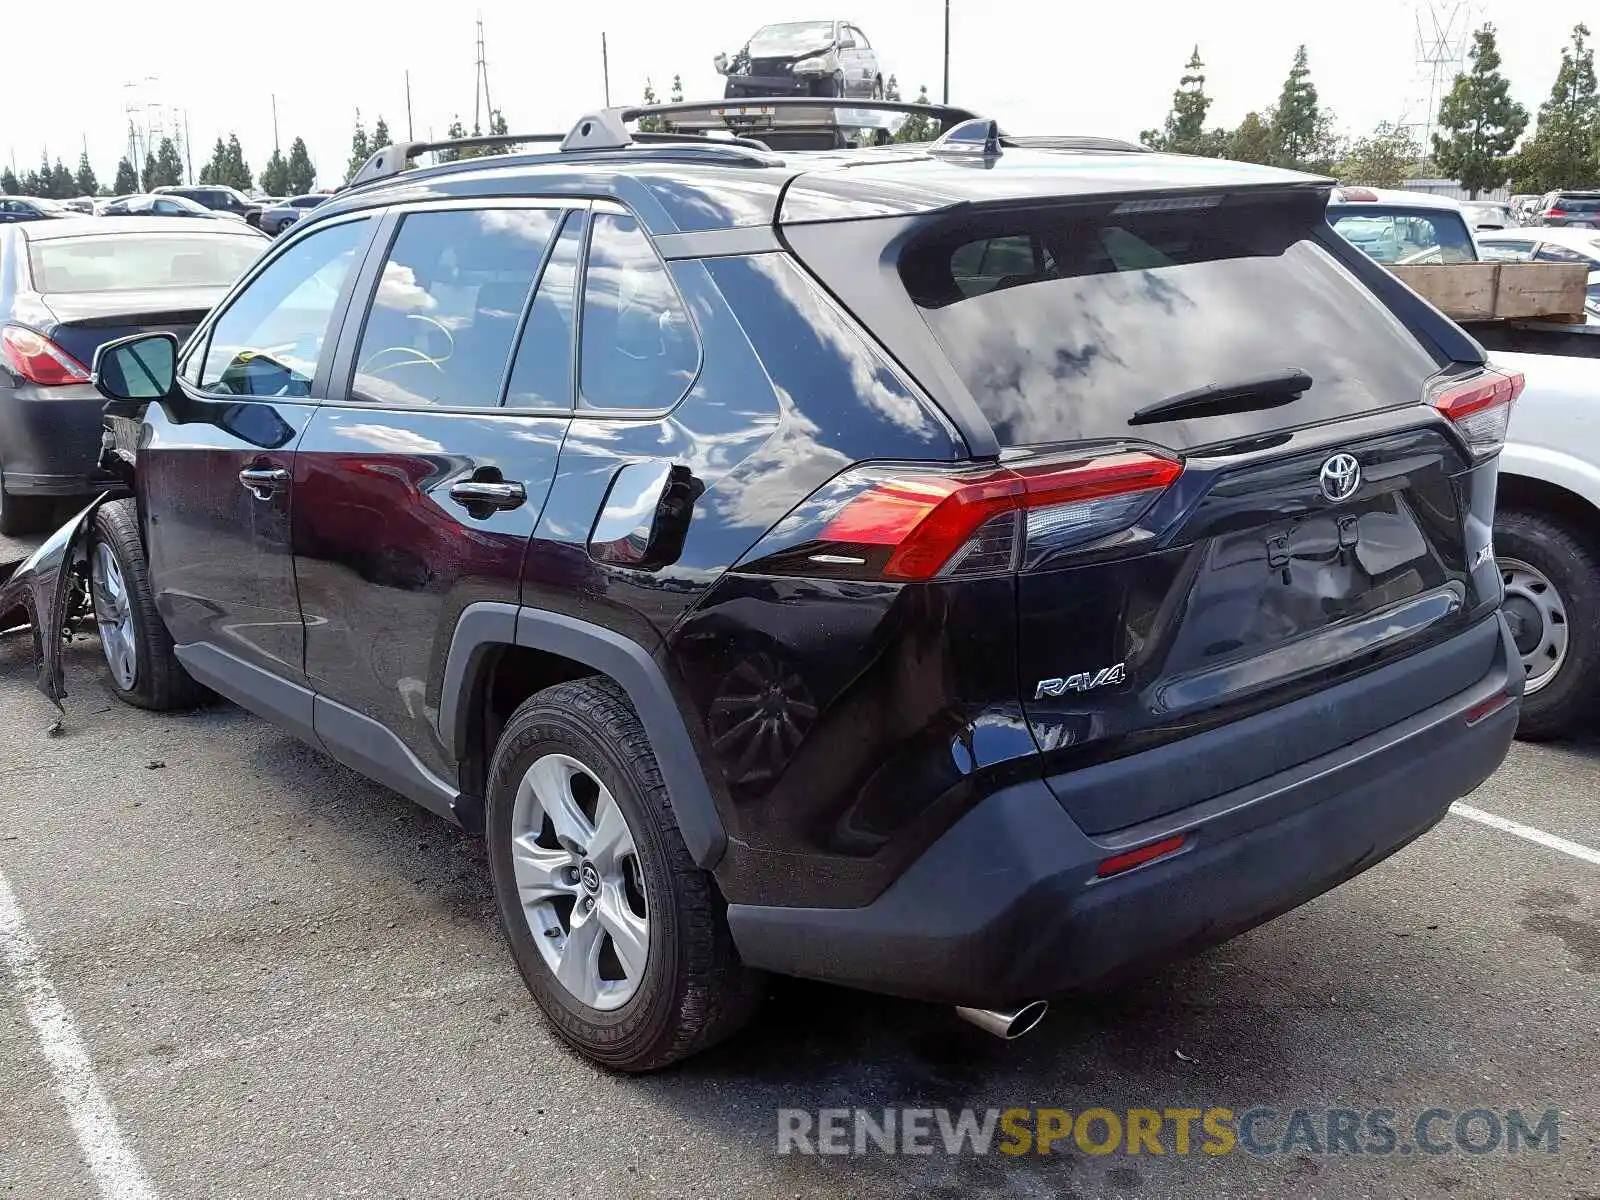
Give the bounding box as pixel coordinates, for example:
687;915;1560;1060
900;196;1444;451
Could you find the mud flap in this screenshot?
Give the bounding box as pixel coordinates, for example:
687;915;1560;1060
0;495;112;708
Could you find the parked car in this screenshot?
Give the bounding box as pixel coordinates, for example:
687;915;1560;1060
95;195;136;215
154;184;263;227
1531;191;1600;228
258;194;329;236
0;196;70;223
0;216;267;533
100;193;244;221
1325;186;1479;264
1477;226;1600;270
1331;192;1600;737
58;197;97;216
715;20;882;99
3;103;1521;1071
1459;199;1514;230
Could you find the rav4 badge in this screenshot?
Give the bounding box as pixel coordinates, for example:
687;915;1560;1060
1034;663;1128;699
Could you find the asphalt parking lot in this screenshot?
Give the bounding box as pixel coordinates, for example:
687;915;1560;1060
1;528;1596;1200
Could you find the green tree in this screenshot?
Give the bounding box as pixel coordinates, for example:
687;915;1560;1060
286;138;316;193
371;116;392;152
670;74;684;104
197;136;228;185
260;149;290;196
894;84;938;142
48;159;74;199
489;109;508;136
1270;45;1323;169
0;167;18;195
224;134;252;190
1433;26;1528;196
142;137;184;189
113;157;139;194
1514;23;1600;192
345;111;371;183
38;152;53;196
436;116;469;163
638;80;663;133
1142;46;1227;156
1227;111;1274;163
885;75;902;102
18;170;42;196
1337;122;1424;188
73;151;97;197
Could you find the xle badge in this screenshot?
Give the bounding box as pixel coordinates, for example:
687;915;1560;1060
1034;663;1128;699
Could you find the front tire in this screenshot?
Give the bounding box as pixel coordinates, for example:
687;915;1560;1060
89;498;207;711
485;677;763;1071
1495;508;1600;740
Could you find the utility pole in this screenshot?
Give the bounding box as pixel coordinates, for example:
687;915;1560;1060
271;93;280;154
601;33;611;106
943;0;951;104
183;109;194;184
405;71;414;140
473;17;495;133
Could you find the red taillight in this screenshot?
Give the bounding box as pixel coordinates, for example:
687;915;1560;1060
0;325;90;386
1427;367;1523;457
1096;834;1188;878
818;451;1182;580
1463;689;1514;725
1546;209;1567;218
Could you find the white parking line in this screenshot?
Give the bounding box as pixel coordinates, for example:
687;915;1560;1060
0;869;158;1200
1450;802;1600;867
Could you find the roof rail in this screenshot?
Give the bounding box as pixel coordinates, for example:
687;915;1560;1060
1001;134;1150;154
344;125;781;190
627;96;984;137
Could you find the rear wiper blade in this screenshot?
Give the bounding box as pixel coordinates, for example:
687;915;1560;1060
1129;369;1314;426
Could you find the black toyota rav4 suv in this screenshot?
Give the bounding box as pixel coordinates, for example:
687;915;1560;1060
1;101;1523;1071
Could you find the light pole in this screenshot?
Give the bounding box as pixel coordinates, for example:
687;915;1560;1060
943;0;951;103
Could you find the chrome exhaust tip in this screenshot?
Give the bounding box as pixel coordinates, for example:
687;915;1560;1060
954;1000;1049;1040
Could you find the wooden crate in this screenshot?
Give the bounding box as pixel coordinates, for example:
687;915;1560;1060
1387;262;1589;323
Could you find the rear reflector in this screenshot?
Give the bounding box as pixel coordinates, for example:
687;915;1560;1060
0;325;90;387
1427;367;1523;457
1463;690;1514;726
816;451;1182;580
1096;834;1188;878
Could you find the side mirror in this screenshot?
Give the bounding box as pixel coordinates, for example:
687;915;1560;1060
713;52;730;75
92;332;179;415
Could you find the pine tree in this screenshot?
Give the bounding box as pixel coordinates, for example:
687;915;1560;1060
437;117;469;163
1142;47;1229;157
48;159;74;199
371;117;392;152
638;81;662;133
1433;26;1528;197
113;157;139;195
1227;112;1274;164
489;109;508;136
285;138;316;194
152;138;185;188
225;133;252;191
73;151;97;197
1514;23;1600;192
260;149;290;196
18;170;42;196
1270;46;1323;170
885;75;902;102
345;110;371;183
198;137;228;186
670;74;684;104
895;85;937;142
0;168;18;195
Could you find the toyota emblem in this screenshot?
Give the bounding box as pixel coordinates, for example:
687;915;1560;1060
1319;453;1361;503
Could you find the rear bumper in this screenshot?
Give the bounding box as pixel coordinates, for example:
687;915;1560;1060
728;614;1520;1006
725;76;828;97
0;385;114;495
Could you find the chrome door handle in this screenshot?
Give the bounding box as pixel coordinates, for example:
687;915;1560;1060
448;480;526;511
238;466;290;500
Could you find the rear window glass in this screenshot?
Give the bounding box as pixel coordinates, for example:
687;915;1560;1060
1554;195;1600;214
1327;206;1477;264
901;198;1442;450
29;234;266;293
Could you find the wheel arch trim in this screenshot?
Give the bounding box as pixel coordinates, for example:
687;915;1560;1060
438;601;728;868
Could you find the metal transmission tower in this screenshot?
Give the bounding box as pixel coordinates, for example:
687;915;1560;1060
1408;0;1476;152
473;17;495;134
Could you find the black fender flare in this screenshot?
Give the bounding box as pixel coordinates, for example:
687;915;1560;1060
438;602;728;868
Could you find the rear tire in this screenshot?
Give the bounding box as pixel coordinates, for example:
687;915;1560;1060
89;498;207;711
1495;508;1600;741
0;477;54;537
485;677;764;1071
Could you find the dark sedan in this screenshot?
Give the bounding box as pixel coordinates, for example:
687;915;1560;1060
100;194;245;222
0;216;266;532
0;196;71;223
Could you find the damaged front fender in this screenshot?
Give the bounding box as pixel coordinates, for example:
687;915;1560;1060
0;495;111;708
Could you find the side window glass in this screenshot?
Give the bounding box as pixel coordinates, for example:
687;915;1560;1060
504;213;581;409
579;212;698;411
350;207;557;407
198;217;369;397
1534;243;1585;264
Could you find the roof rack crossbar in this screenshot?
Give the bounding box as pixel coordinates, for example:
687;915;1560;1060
616;96;983;136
